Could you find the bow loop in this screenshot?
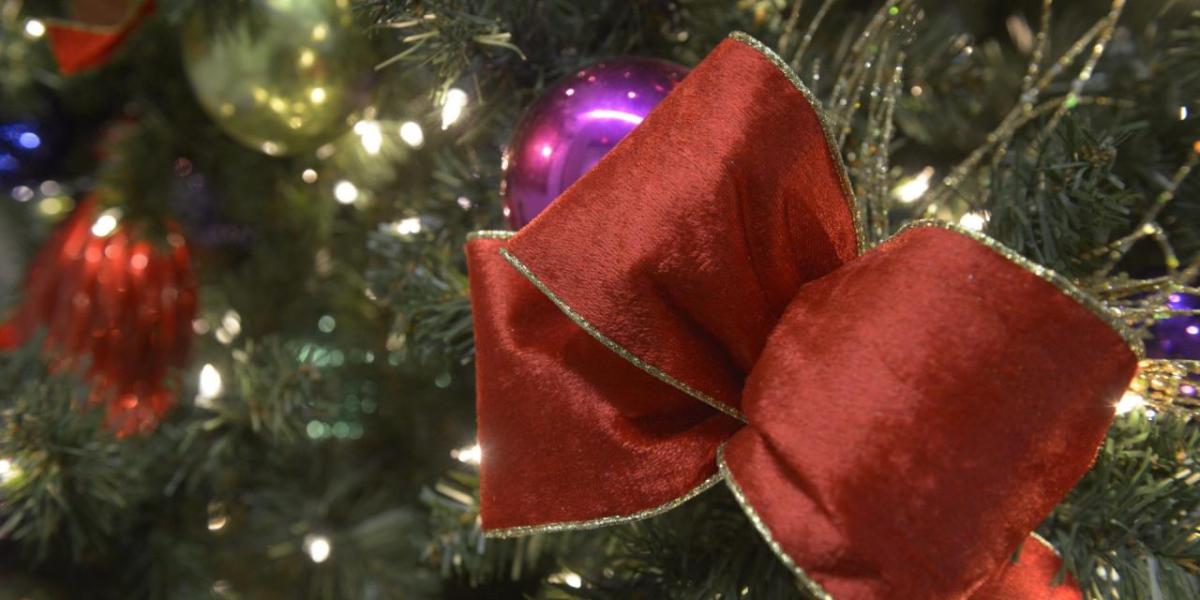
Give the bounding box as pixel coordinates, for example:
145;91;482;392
466;33;1140;598
503;35;862;419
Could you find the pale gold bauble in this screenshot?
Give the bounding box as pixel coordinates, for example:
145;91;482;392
182;0;372;156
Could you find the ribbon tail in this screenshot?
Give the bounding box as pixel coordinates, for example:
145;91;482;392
970;536;1082;600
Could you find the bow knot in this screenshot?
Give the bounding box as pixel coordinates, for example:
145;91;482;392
466;33;1139;599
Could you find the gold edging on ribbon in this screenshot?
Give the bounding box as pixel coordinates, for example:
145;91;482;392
717;445;835;600
466;230;516;241
42;0;153;34
499;247;749;423
484;471;724;538
727;32;866;256
897;220;1145;358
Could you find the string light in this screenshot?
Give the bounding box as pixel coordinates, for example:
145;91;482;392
547;570;583;589
301;169;318;183
11;185;34;202
1115;391;1146;415
451;443;482;465
90;209;122;237
216;310;241;345
23;19;45;39
304;534;332;563
207;501;229;532
399;122;424;147
441;88;469;129
354;120;383;155
0;458;21;484
958;211;989;232
196;364;223;408
391;217;422;236
333;180;359;204
892;167;934;203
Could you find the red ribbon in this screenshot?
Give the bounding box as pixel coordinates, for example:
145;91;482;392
466;33;1139;599
45;0;155;75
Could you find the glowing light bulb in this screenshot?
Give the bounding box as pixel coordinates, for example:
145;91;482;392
892;167;934;204
399;122;424;147
302;169;318;183
221;310;242;337
0;458;20;484
451;443;482;465
958;211;988;232
334;180;359;204
23;19;45;39
441;88;469;129
355;120;383;155
391;217;422;236
304;534;332;563
548;570;583;589
90;209;122;237
1115;391;1146;415
197;364;223;406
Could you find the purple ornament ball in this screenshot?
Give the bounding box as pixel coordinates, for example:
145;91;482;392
502;57;689;228
1146;292;1200;360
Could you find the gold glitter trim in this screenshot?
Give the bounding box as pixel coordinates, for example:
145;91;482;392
728;32;866;256
1029;532;1062;556
466;230;516;241
499;248;748;422
717;445;834;600
896;220;1145;358
484;471;724;538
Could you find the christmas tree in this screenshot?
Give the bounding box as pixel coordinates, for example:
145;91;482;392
0;0;1198;598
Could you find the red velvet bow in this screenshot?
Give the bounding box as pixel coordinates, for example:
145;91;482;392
45;0;155;75
466;33;1140;599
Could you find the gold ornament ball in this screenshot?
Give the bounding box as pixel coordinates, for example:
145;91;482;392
182;0;371;156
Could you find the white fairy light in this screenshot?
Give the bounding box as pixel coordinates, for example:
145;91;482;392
958;211;989;232
333;180;359;205
354;120;383;155
0;458;21;484
221;310;242;337
451;443;481;465
196;364;223;408
1115;391;1146;415
892;167;934;204
23;19;45;39
441;88;469;129
399;121;424;147
304;534;332;563
301;169;318;184
548;570;583;589
90;209;122;237
391;217;422;236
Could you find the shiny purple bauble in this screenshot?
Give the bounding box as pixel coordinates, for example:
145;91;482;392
502;57;689;228
1147;292;1200;360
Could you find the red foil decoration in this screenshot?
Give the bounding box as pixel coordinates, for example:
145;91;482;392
0;197;196;435
45;0;155;75
465;34;1140;599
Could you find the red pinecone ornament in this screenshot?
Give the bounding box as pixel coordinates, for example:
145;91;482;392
0;197;197;435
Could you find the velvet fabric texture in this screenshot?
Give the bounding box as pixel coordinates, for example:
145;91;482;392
466;34;1138;599
46;0;155;75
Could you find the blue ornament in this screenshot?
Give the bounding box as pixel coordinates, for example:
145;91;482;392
0;120;47;186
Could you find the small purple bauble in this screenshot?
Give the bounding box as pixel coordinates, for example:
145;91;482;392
502;57;689;228
1147;292;1200;360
